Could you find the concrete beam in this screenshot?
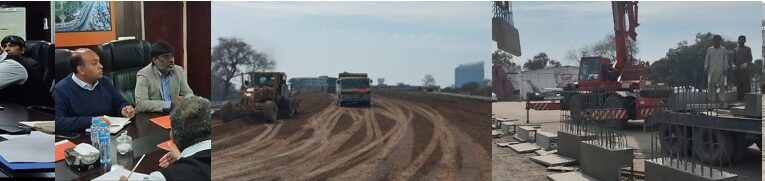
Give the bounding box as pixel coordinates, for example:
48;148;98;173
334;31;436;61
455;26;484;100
556;131;596;162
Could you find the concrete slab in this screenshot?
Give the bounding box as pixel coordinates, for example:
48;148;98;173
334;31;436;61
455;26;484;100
496;141;519;147
547;166;578;172
492;130;503;138
536;131;558;151
579;142;634;181
547;171;598;181
557;131;596;162
644;158;737;181
535;149;554;156
515;126;537;142
531;154;576;167
508;143;541;153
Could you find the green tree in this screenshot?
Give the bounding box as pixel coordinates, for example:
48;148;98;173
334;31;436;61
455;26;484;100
650;33;737;88
548;60;562;68
523;52;553;71
460;82;481;94
751;59;763;76
493;49;514;67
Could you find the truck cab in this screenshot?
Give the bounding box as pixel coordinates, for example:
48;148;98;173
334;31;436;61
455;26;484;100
336;72;372;106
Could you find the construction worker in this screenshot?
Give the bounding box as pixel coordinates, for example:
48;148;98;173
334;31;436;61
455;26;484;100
731;35;752;101
704;35;729;105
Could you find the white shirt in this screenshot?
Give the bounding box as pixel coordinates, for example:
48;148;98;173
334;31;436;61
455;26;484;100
0;58;28;90
146;140;212;181
704;46;729;71
71;74;99;91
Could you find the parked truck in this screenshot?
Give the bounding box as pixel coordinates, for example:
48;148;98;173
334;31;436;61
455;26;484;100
336;72;372;106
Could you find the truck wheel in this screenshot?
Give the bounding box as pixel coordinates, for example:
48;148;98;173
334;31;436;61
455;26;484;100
658;124;689;156
691;128;738;165
285;103;296;118
604;95;628;130
264;102;278;123
221;102;233;122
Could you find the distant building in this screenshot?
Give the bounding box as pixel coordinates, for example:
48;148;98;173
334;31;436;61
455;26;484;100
289;76;330;91
455;61;484;88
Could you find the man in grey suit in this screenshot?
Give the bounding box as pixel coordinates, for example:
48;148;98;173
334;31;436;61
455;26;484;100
135;41;194;113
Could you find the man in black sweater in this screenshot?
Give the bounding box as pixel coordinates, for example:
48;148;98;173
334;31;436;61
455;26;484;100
121;96;211;181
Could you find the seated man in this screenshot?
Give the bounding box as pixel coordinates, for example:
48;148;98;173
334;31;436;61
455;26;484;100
122;96;211;181
0;35;51;107
0;51;27;90
55;48;135;133
135;41;194;113
2;35;42;78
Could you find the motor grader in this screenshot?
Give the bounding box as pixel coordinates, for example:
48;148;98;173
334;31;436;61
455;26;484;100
221;72;300;122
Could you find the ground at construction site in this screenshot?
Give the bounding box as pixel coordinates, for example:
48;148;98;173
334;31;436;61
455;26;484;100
492;101;762;181
212;91;491;180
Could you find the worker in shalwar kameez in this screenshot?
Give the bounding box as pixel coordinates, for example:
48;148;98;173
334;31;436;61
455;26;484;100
704;35;730;105
731;35;752;102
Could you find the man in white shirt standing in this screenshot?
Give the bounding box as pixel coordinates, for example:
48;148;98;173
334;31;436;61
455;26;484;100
704;35;730;105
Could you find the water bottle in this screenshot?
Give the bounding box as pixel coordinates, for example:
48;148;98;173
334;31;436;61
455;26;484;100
90;118;100;148
99;121;111;164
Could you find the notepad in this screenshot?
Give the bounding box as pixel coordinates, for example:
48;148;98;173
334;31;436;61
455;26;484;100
55;140;76;162
156;140;176;152
150;115;171;129
86;116;131;134
0;131;54;163
93;166;149;181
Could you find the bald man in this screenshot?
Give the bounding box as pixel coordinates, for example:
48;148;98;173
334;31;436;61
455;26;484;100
54;48;135;133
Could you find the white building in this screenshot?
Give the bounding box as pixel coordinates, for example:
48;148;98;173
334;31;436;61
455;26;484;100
515;66;578;100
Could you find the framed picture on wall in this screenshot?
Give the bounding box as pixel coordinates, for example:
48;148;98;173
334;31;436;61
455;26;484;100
54;1;112;32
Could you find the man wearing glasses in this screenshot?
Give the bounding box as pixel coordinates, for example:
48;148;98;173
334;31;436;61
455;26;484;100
135;41;194;113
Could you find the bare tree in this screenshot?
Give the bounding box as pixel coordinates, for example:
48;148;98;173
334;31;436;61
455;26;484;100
211;37;276;100
565;34;639;64
423;74;436;87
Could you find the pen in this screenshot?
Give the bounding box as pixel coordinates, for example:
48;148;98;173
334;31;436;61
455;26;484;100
127;154;146;180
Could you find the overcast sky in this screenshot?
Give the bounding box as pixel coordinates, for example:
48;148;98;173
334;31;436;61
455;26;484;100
212;2;492;86
511;1;762;65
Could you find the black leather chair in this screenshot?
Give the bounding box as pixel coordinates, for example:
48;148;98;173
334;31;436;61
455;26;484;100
97;39;152;105
0;40;54;110
24;40;55;89
54;49;73;83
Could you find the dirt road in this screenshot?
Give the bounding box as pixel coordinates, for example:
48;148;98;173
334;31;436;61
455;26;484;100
212;91;490;180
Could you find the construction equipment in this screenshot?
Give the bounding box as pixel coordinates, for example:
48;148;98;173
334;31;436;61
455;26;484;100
326;77;337;93
524;80;563;101
646;85;762;166
336;72;372;106
492;1;521;102
220;72;300;122
525;1;671;129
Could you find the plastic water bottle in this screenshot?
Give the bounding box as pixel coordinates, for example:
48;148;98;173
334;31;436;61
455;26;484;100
98;121;111;164
90;118;100;148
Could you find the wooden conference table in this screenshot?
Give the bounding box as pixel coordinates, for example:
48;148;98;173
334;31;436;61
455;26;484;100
0;101;55;179
55;113;171;181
